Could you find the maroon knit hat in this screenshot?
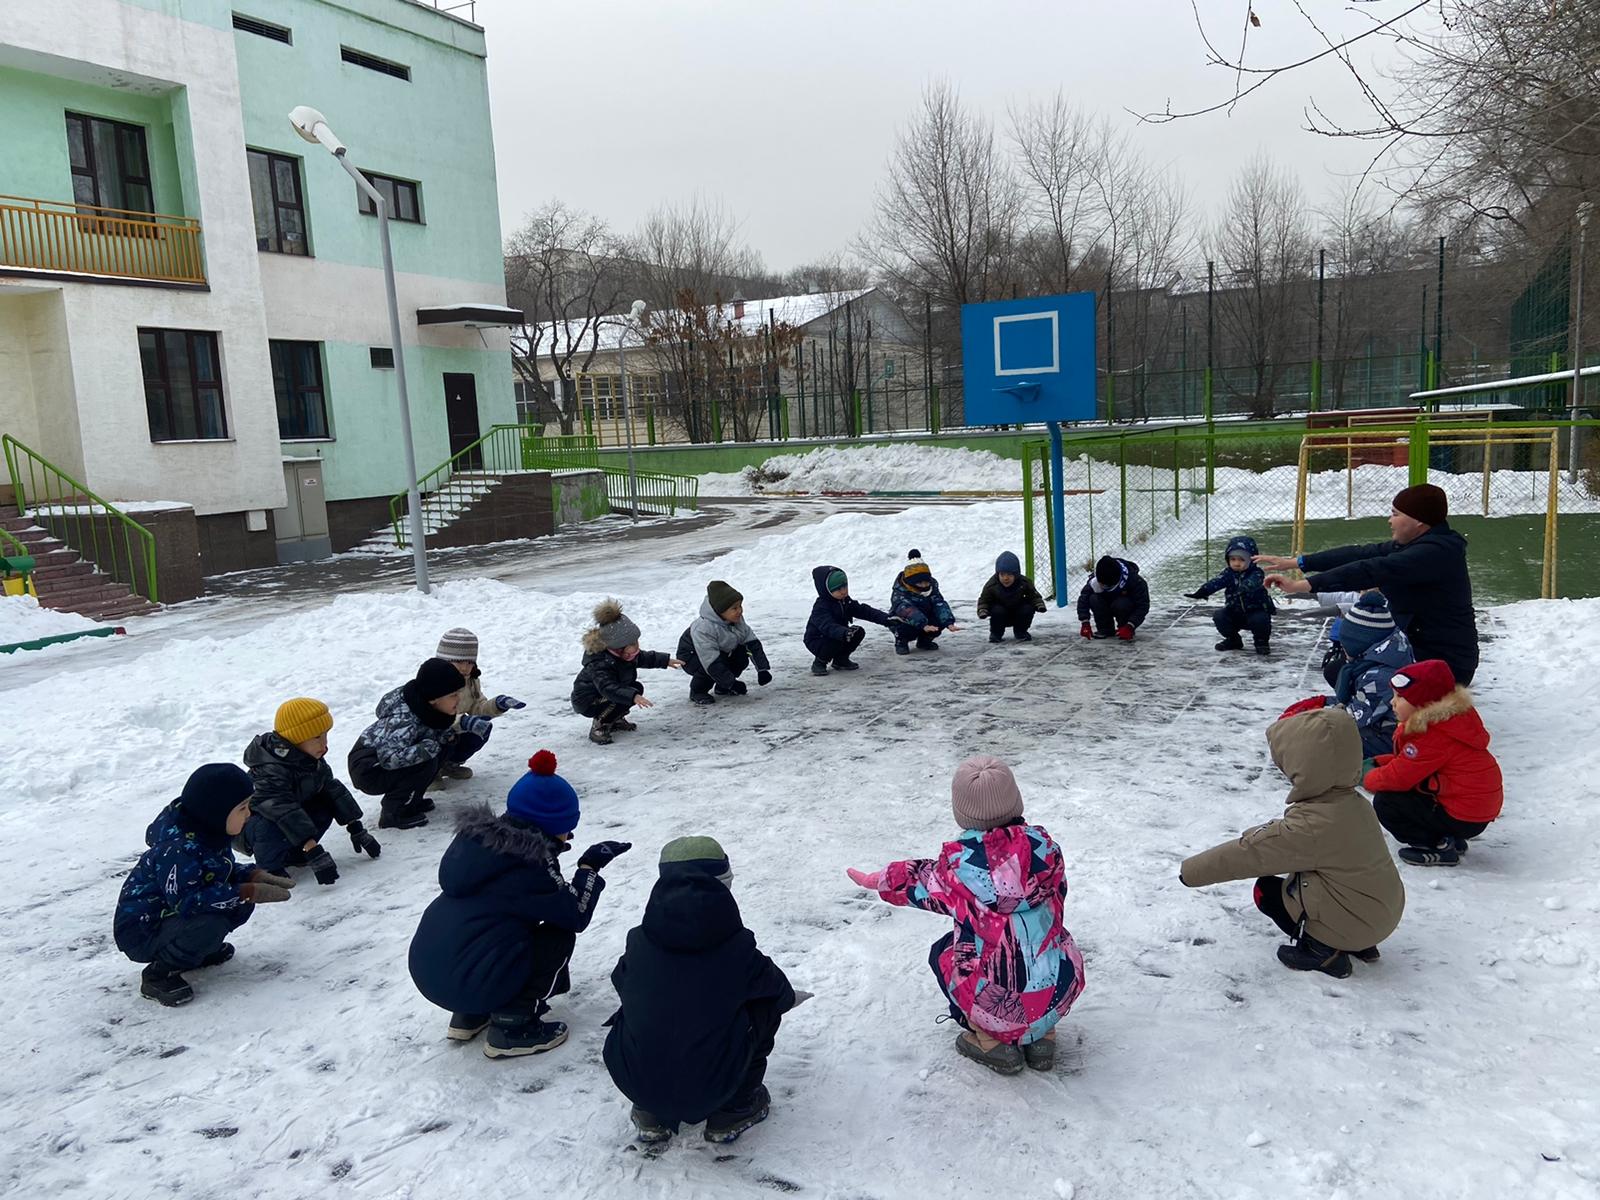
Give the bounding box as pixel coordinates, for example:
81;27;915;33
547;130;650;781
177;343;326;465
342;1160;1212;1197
1392;484;1447;527
951;755;1024;831
1391;659;1456;707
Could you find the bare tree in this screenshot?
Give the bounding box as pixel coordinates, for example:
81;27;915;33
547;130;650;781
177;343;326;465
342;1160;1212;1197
504;201;626;434
1008;93;1114;295
862;79;1022;345
1210;155;1315;417
631;196;766;310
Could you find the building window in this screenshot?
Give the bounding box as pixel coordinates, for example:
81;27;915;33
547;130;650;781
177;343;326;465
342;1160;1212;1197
369;346;394;369
341;46;410;81
139;329;228;441
356;171;422;223
514;380;541;424
232;12;291;43
247;150;309;255
271;341;329;440
66;113;153;214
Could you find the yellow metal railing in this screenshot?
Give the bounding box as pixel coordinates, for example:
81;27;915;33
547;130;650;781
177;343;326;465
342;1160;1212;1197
0;194;205;285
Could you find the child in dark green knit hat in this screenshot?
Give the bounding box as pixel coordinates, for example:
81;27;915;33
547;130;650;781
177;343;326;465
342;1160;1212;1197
603;836;803;1145
804;565;893;674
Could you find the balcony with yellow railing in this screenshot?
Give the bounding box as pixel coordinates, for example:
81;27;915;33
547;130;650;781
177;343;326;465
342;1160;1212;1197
0;194;205;286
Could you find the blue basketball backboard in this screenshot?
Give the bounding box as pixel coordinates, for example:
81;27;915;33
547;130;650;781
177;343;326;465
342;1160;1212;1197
959;292;1097;424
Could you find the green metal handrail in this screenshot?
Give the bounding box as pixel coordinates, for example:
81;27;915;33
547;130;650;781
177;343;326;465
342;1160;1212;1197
389;425;694;545
2;434;158;603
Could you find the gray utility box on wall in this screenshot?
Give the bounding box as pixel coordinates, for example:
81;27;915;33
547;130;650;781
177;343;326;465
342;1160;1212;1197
276;458;332;564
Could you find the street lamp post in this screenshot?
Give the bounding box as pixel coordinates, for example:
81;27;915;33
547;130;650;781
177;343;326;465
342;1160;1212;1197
614;299;646;522
1571;201;1593;484
288;105;430;592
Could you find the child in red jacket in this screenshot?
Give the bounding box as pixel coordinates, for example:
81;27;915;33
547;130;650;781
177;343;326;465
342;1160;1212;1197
1364;659;1503;867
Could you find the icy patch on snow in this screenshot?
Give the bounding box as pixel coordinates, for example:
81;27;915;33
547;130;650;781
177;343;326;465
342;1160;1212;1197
0;593;100;643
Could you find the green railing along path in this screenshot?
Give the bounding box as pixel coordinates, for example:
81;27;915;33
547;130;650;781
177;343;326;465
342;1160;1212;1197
3;434;159;603
389;425;699;547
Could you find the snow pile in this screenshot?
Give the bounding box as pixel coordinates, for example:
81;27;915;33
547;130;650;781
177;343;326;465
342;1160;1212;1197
0;593;99;644
1;502;1597;1198
701;442;1025;495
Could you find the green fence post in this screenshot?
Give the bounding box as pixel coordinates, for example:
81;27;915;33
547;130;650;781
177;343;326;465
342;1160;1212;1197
646;402;656;446
1203;367;1216;493
1172;426;1181;518
1409;416;1430;487
1118;436;1129;546
930;385;941;435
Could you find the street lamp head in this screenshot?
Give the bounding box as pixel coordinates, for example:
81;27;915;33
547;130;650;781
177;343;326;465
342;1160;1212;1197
1579;200;1595;229
628;299;648;323
288;106;346;156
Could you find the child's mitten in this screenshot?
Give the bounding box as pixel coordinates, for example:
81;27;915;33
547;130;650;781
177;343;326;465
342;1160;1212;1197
494;695;526;712
757;670;773;686
1183;591;1207;600
578;840;633;872
460;715;493;738
246;867;295;889
847;625;866;647
1116;624;1135;641
305;847;339;886
1079;622;1093;639
239;881;292;904
347;821;382;859
845;867;883;890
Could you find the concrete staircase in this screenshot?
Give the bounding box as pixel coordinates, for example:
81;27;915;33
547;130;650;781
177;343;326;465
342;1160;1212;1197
354;472;507;551
0;504;159;622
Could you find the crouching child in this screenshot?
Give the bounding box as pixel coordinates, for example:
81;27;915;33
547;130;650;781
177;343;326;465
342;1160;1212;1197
1181;707;1405;979
408;751;630;1058
240;698;380;885
1364;659;1504;867
604;837;799;1145
571;600;682;745
1078;555;1150;641
847;756;1085;1076
805;565;892;675
114;764;293;1006
1185;535;1276;655
434;626;527;782
348;658;487;830
678;580;772;703
977;551;1047;643
888;549;960;654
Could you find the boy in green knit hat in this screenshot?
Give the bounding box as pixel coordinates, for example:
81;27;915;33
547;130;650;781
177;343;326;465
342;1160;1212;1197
603;836;803;1144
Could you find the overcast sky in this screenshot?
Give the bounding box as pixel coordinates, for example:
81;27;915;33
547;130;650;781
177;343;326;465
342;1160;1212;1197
479;0;1415;272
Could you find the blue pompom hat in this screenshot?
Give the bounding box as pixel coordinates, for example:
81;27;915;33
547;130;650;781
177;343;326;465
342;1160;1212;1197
506;750;581;835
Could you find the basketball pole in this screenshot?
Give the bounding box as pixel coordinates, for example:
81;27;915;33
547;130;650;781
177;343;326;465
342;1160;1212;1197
1049;419;1069;605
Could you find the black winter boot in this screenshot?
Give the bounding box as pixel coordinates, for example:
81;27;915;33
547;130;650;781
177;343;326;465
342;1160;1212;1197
447;1012;490;1042
379;808;428;830
140;962;195;1007
1254;638;1271;656
1215;636;1244;652
703;1084;771;1143
811;658;830;676
589;716;614;745
483;1017;569;1059
1276;936;1353;979
832;657;860;671
894;639;912;656
631;1107;678;1144
199;943;235;968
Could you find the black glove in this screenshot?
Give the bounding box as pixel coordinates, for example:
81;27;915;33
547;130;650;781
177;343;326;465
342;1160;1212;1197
728;679;748;695
757;670;773;686
847;624;866;646
1184;591;1207;601
305;846;339;886
347;822;381;859
577;840;633;871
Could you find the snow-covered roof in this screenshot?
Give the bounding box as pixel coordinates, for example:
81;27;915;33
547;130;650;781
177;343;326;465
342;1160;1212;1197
520;288;874;355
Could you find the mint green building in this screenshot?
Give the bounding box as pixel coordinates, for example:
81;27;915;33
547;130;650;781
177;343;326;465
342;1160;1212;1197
1;0;517;571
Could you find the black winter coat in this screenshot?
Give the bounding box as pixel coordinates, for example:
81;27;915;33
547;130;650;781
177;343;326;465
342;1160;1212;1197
1301;523;1479;682
243;732;363;848
571;648;672;713
1075;559;1152;626
602;869;794;1123
977;572;1046;618
408;806;605;1014
804;564;891;653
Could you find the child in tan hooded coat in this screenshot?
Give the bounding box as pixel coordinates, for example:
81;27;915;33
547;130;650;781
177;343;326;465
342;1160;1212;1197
1181;706;1405;979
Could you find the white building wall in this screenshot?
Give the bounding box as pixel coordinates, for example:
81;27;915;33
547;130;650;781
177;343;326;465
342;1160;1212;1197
3;0;285;516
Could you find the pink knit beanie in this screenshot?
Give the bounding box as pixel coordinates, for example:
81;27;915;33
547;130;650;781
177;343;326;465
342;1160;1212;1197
951;755;1024;831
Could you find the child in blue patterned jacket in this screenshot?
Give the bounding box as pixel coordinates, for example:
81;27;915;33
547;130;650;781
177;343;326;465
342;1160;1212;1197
888;549;960;655
1186;535;1276;655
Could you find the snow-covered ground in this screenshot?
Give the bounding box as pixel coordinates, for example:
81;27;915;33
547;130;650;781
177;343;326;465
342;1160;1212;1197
3;500;1598;1200
0;592;100;645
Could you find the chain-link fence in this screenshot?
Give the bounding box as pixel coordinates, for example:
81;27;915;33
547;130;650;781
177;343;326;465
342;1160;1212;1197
1023;418;1600;607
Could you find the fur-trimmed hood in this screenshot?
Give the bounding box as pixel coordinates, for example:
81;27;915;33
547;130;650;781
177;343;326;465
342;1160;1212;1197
437;803;568;898
1402;686;1484;742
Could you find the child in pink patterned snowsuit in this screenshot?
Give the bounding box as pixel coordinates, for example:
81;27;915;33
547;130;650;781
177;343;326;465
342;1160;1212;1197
848;755;1085;1075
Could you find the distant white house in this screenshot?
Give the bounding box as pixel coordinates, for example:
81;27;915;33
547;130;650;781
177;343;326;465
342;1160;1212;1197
513;287;924;444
